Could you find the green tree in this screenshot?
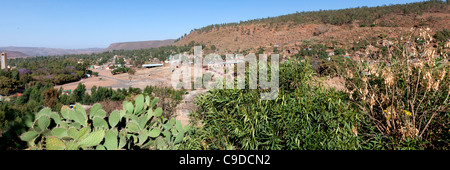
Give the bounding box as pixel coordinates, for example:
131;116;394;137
0;76;19;95
73;83;86;102
11;69;19;81
42;88;59;108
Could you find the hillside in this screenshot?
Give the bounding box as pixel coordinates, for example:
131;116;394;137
0;46;104;57
106;39;175;51
0;51;30;58
174;1;450;54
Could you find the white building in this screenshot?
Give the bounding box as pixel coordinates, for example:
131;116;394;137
1;52;7;70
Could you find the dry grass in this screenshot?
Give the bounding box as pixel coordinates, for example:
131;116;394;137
344;27;449;141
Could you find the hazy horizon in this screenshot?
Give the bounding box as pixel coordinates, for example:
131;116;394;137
1;0;424;49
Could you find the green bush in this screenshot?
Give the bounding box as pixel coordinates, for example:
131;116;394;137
188;59;363;150
433;28;450;42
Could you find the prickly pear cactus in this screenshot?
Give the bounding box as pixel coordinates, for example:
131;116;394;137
20;94;190;150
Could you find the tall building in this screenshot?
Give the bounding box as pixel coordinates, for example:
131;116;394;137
0;52;7;70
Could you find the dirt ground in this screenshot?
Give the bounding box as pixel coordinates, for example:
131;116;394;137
55;65;208;126
319;76;346;91
55;66;174;93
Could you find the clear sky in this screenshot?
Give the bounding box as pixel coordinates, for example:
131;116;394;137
0;0;425;49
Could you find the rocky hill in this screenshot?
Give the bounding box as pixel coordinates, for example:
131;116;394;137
106;39;175;51
0;47;104;57
0;51;30;58
174;1;450;55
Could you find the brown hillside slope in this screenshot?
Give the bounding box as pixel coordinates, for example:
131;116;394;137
174;6;450;54
0;51;30;58
106;39;175;51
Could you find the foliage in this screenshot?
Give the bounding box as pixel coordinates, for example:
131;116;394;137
320;56;357;77
9;57;90;87
0;76;19;96
146;86;187;119
19;94;190;150
42;88;59;108
111;67;131;75
188;59;362;150
344;28;449;149
433;28;450;42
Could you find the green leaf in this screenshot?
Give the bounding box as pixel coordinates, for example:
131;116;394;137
60;106;70;119
174;130;185;144
134;94;144;114
75;127;90;141
93;117;108;129
36;108;51;120
69;122;81;129
38;115;51;130
89;103;102;119
146;108;154;119
96;145;106;150
109;110;121;127
58;121;68;129
20;131;39;142
145;96;151;106
138;115;150;129
138;130;149;146
163;122;172;130
149;128;161;138
175;120;183;132
75;109;87;126
118;131;127;149
162;130;171;142
50;112;61;124
46;136;66;150
75;103;87;120
78;130;105;148
104;130;118;150
119;110;126;119
92;109;107;119
127;121;140;133
126;102;134;115
151;98;159;108
122;101;128;112
154;108;163;117
68;110;77;122
51;128;68;138
65;141;79;150
67;127;78;139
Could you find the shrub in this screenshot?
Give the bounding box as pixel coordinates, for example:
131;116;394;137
42;88;59;108
189;59;362;150
111;67;131;75
314;25;330;36
343;28;449;149
0;76;19;96
433;28;450;42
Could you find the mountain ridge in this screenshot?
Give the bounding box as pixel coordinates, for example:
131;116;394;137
0;46;105;57
0;39;176;57
105;39;175;51
173;1;450;54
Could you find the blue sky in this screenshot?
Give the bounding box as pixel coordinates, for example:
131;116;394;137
0;0;424;49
